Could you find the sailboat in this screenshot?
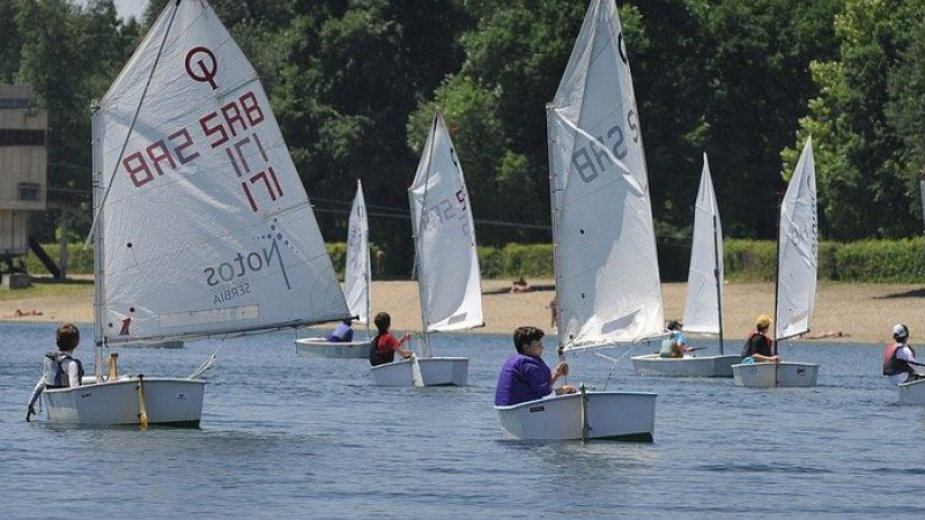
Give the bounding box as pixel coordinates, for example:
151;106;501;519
369;112;479;386
296;180;372;359
898;378;925;405
495;0;657;441
39;0;349;425
732;138;820;387
631;154;741;377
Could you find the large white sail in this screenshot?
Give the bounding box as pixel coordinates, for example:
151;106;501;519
408;113;483;332
344;180;370;324
776;137;817;340
93;0;348;344
682;154;723;335
547;0;663;349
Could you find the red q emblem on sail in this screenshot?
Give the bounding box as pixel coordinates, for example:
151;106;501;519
185;46;218;90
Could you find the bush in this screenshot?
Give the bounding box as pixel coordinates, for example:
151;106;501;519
25;238;925;283
834;238;925;283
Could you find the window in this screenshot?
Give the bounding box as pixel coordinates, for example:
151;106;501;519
18;183;40;201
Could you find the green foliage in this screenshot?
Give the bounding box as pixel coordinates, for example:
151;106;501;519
834;238;925;282
724;240;778;281
785;0;925;239
25;243;94;275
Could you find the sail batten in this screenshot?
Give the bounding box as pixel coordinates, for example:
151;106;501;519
549;0;663;350
409;113;483;333
94;0;348;344
775;137;817;341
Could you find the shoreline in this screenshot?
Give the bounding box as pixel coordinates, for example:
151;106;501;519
1;279;922;344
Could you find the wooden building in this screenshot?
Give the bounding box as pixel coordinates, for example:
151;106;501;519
0;84;47;262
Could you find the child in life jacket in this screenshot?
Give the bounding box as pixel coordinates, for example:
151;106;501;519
368;312;413;366
26;323;84;422
882;324;922;385
741;314;780;363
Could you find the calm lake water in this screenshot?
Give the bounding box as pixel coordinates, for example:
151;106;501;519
1;321;922;519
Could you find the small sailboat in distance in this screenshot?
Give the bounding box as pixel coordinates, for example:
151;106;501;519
732;137;820;387
37;0;348;425
370;112;479;386
296;180;372;359
632;153;741;377
495;0;657;441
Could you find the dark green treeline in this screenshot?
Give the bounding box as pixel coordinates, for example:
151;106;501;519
3;0;923;276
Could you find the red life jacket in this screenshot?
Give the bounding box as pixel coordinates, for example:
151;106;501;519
741;330;773;357
882;342;915;376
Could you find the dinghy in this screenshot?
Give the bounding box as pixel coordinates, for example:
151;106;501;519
496;0;657;441
732;138;820;387
632;154;740;377
898;378;925;405
370;112;481;386
39;0;348;426
296;180;371;359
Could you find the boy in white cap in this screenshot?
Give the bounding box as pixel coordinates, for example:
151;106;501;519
882;324;922;384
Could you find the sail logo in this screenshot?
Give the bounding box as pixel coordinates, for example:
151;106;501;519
203;218;296;294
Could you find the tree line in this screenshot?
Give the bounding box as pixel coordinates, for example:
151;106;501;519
2;0;923;276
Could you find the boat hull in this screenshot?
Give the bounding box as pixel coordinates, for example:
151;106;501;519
41;377;206;426
898;378;925;405
732;361;819;387
631;353;741;377
495;391;657;442
295;337;369;359
370;357;468;387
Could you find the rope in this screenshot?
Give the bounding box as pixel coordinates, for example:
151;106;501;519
595;346;637;391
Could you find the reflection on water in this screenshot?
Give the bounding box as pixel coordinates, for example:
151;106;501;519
0;321;922;519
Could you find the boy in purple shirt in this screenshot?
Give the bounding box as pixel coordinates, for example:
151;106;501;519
495;326;577;406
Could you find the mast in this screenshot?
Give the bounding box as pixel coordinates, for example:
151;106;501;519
773;193;782;355
546;104;566;352
90;100;104;382
411;113;440;358
363;180;371;340
712;212;724;354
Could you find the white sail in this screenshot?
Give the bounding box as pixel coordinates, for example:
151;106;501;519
547;0;663;349
776;137;817;340
344;180;370;324
93;0;348;344
682;153;723;335
408;113;483;332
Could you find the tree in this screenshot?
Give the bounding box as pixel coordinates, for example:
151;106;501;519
784;0;925;239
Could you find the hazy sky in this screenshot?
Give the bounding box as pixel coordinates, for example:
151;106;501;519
113;0;147;21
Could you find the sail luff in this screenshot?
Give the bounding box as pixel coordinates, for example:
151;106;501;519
91;102;105;381
549;0;664;351
775;137;817;341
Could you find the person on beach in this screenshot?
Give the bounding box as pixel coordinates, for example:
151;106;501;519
326;318;354;342
494;326;577;406
368;312;412;366
882;324;923;384
546;297;557;329
659;320;693;358
26;323;84;422
741;314;779;363
510;276;532;293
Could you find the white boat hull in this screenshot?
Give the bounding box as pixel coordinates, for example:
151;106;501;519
898;378;925;405
41;377;206;426
370;357;468;387
495;391;657;442
732;361;819;387
631;353;741;377
295;337;369;359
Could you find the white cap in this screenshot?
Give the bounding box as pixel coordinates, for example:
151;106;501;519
892;324;908;338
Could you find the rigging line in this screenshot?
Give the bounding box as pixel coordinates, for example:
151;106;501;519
83;1;182;249
594;346;637;391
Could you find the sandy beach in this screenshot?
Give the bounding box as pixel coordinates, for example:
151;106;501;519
1;279;922;344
